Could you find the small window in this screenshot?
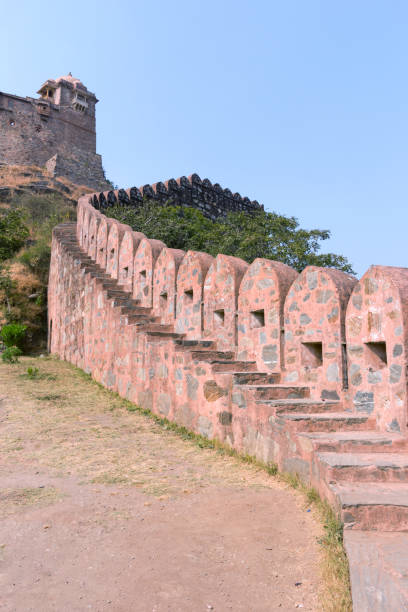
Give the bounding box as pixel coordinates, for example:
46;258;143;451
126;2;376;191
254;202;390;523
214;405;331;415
9;119;15;127
160;291;168;309
365;341;387;369
123;266;129;278
140;270;147;279
184;289;194;303
109;248;115;259
301;342;323;368
214;309;225;326
250;309;265;328
342;343;348;390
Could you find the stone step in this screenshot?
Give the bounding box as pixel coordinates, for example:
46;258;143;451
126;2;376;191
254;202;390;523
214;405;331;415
112;298;135;308
344;530;408;610
256;398;341;414
145;331;184;340
117;304;153;315
80;264;101;273
275;412;376;433
211;360;258;373
121;308;159;321
191;350;235;362
100;280;122;288
330;482;408;531
233;372;280;385
124;316;152;325
106;289;129;298
245;384;310;400
137;323;174;332
174;340;215;351
79;260;95;268
297;431;408;454
317;452;408;483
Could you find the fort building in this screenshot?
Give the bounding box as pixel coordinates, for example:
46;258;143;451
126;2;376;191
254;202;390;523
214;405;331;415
0;74;109;190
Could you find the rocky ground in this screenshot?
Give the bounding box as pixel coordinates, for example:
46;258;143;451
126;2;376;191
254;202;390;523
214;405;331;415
0;357;323;611
0;164;94;208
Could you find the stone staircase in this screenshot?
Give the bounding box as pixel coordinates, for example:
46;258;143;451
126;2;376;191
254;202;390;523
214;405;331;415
231;369;408;608
56;222;408;609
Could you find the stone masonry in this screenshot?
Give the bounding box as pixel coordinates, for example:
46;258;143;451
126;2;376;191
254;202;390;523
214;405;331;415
90;174;263;220
48;195;408;609
0;74;108;190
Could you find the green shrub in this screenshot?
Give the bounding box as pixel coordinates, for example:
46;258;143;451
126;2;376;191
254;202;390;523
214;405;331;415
1;346;22;363
19;242;51;284
107;200;354;273
0;209;29;262
0;323;27;348
26;366;39;379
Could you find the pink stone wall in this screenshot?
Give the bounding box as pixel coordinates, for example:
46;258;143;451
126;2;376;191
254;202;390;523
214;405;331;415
118;230;146;292
87;212;101;260
152;247;185;325
133;238;166;307
175;251;214;338
49;199;408;503
283;266;357;400
106;222;130;280
203;254;249;351
237;259;298;372
345;266;408;433
96;217;108;269
77;197;88;244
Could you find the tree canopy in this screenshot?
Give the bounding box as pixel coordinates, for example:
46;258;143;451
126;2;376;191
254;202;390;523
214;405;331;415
0;209;29;262
106;201;354;274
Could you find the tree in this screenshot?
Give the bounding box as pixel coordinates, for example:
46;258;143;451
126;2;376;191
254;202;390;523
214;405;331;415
0;209;29;262
107;200;354;274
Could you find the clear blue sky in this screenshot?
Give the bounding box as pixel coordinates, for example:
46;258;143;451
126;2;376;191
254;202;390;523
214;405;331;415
2;0;407;276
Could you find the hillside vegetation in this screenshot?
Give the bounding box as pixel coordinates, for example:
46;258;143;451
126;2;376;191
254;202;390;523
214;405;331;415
0;165;93;349
0;166;353;351
107;200;354;273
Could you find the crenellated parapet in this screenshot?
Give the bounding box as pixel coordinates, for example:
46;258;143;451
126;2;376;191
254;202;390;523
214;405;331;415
88;173;263;220
73;195;408;435
48;193;408;609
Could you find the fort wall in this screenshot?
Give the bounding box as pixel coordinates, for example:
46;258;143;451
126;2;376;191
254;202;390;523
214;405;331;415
51;196;408;440
89;173;263;220
48;195;408;606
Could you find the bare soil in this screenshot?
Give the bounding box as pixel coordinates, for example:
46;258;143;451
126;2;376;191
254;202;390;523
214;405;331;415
0;357;322;611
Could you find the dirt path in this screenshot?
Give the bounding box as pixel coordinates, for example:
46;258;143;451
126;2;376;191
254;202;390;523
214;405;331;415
0;357;322;611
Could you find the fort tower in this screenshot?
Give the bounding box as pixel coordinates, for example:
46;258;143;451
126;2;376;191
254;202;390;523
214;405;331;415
0;74;108;190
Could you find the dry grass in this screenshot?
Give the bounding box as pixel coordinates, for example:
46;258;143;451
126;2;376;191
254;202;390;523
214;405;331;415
0;356;352;610
0;164;94;206
0;357;281;497
0;486;61;519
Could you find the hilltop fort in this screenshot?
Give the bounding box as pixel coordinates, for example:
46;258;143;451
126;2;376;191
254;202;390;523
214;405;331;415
0;74;109;191
0;75;264;218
